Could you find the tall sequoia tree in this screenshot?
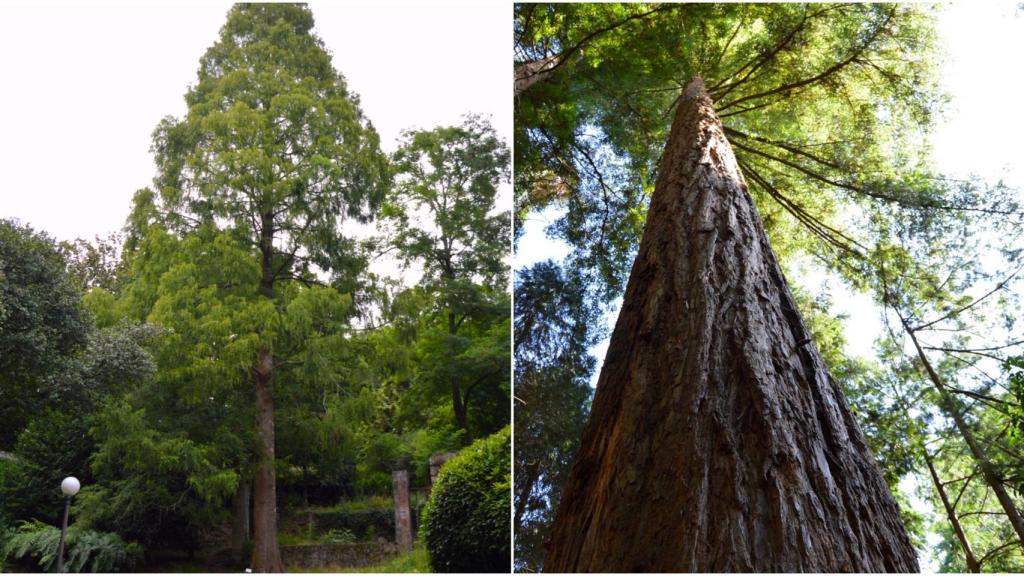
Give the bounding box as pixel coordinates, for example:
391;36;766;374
516;4;1024;569
141;5;388;571
545;79;918;572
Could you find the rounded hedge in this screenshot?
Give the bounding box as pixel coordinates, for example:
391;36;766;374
422;427;510;573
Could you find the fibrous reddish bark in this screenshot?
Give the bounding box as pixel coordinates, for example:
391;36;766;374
252;348;284;573
544;77;919;572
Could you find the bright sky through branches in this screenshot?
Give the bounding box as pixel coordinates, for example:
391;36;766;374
516;1;1024;365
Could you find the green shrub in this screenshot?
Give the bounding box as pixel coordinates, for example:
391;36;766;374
310;508;394;541
2;520;143;572
422;427;510;573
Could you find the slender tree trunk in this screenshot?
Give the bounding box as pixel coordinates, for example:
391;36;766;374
903;322;1024;548
514;461;539;529
251;214;283;572
922;449;980;572
449;308;469;437
232;479;252;564
545;77;918;572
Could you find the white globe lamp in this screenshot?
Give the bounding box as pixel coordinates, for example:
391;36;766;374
61;476;80;497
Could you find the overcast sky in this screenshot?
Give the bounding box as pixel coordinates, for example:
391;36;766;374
0;1;510;244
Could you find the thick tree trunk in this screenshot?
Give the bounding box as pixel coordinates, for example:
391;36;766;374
903;322;1024;549
514;55;561;97
250;214;283;572
923;449;980;572
545;77;918;572
232;479;252;564
252;348;284;572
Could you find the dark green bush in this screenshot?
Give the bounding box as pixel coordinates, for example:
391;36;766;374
0;410;93;525
422;427;510;573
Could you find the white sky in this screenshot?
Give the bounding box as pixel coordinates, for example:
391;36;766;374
0;1;511;249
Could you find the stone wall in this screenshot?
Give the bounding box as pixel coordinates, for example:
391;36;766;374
281;540;400;570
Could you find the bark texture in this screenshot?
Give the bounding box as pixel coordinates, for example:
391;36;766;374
252;348;284;572
544;77;919;572
514;55;561;97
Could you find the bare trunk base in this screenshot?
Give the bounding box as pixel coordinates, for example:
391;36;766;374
252;350;284;573
544;78;918;572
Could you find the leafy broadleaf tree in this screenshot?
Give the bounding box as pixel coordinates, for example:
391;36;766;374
386;116;510;439
0;219;90;447
134;5;388;570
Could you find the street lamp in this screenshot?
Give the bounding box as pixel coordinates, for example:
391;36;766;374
56;476;80;573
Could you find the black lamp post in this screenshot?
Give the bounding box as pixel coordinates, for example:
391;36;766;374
55;476;80;572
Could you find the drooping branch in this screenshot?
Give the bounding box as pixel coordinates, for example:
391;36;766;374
731;136;1023;216
739;158;866;259
913;261;1024;332
717;8;895;112
709;6;831;100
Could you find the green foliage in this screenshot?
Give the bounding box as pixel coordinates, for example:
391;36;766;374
77;399;235;551
386;117;511;439
513;261;600;571
515;4;965;301
927;412;1024;572
389;115;511;293
0;4;512;570
0;410;93;526
2;520;142;573
59;233;126;294
299;507;394;543
149;3;389;273
0;219;90;446
108;8;395;562
422;427;510;573
516;6;1024;571
1006;355;1024;457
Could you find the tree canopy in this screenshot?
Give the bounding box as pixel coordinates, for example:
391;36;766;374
1;4;510;573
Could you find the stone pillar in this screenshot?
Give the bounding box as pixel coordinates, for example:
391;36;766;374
392;470;412;552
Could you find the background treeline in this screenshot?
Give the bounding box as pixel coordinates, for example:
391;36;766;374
514;3;1024;572
0;4;509;572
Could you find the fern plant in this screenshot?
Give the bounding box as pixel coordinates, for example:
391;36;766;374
2;520;143;572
